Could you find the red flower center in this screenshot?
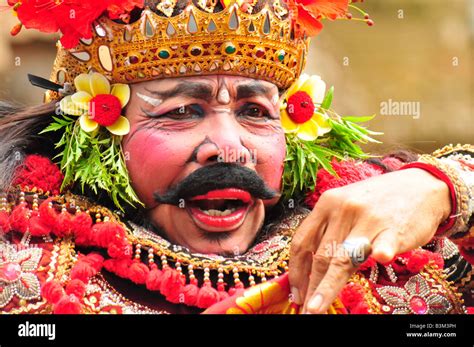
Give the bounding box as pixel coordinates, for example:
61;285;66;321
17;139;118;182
89;94;122;127
287;91;315;124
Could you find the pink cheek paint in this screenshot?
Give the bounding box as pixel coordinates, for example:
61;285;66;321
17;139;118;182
123;132;192;206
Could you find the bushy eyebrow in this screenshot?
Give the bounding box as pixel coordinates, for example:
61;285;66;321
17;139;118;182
144;82;214;102
236;82;274;100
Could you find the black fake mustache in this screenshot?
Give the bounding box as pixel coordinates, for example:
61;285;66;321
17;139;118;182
153;162;277;206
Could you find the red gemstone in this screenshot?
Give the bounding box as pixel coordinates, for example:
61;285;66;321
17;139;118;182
409;296;428;314
0;262;21;283
255;49;265;58
129;56;139;64
89;94;122;126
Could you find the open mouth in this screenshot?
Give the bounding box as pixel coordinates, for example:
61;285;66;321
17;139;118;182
186;188;253;232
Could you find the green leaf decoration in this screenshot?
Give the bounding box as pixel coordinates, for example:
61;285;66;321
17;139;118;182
319;86;334;110
42;116;142;211
282;92;382;200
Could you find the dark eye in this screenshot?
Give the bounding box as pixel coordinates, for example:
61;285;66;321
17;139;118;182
238;103;271;120
163;104;204;120
144;104;204;120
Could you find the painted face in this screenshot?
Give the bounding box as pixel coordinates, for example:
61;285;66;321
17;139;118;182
123;75;285;255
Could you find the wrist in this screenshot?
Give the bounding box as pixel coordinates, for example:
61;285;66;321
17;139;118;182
399;162;456;233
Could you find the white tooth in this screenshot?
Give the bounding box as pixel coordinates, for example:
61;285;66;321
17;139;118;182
200;208;236;217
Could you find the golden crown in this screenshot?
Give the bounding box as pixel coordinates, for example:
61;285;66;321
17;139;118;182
43;0;308;101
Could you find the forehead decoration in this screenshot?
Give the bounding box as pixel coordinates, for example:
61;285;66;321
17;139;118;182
6;0;378;209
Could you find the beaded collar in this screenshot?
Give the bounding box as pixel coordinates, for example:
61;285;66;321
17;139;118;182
125;208;308;285
0;189;309;309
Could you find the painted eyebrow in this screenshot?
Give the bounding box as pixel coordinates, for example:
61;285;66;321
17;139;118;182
236;82;273;100
144;82;214;102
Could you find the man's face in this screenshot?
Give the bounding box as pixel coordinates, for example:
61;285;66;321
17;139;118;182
123;75;285;255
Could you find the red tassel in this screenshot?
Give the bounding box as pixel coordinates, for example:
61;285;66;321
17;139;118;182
9;204;29;234
92;222;125;248
28;212;50;237
166;276;186;304
103;258;132;278
53;294;82;314
71;212;93;245
128;261;149;284
38;199;60;232
181;278;199;306
196;281;220;308
55;212;73;238
160;267;184;298
41;280;65;304
70;261;96;283
0;210;11;234
66;279;86;298
80;253;104;272
107;238;133;259
145;265;163;291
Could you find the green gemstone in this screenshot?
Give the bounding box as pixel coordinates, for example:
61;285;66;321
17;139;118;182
225;44;236;54
158;50;170;59
278;51;285;62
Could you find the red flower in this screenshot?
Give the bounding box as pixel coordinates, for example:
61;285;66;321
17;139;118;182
286;0;349;37
287;91;315;124
13;0;144;49
89;94;122;126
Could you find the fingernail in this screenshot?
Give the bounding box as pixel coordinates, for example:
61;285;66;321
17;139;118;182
307;293;323;313
290;286;301;304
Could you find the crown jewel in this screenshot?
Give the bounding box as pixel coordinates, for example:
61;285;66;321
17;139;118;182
44;0;308;101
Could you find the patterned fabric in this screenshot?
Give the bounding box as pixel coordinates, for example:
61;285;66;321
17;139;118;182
433;144;474;238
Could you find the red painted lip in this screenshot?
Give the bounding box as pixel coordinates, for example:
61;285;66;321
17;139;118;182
188;205;250;232
187;188;252;232
189;188;251;203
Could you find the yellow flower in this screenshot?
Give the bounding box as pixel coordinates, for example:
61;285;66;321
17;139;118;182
59;73;131;136
280;74;332;141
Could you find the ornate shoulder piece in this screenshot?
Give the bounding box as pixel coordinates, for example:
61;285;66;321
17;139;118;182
0;236;76;314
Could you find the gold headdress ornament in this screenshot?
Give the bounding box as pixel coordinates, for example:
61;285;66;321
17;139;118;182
47;0;308;101
7;0;359;99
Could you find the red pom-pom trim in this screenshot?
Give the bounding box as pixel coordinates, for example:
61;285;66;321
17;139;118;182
0;211;11;234
12;155;63;195
41;280;66;305
196;282;219;309
66;279;86;298
128;261;149;284
53;294;82;314
145;267;163;291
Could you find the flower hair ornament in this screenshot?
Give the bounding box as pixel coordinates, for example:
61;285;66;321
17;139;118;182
41;72;139;209
280;74;381;199
5;0;377;210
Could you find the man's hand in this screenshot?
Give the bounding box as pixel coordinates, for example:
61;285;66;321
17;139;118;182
288;168;452;313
